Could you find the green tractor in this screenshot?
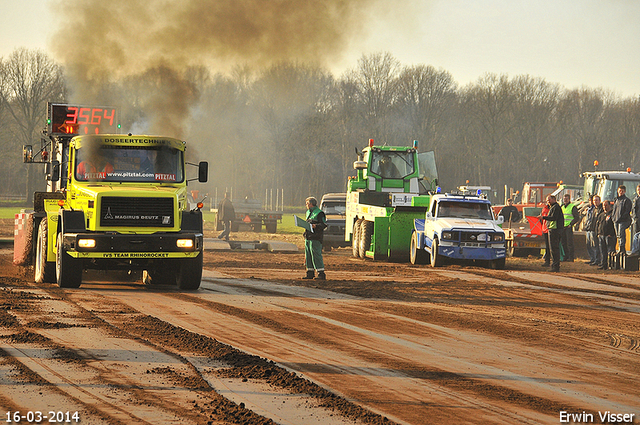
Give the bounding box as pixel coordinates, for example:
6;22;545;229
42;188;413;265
346;139;439;261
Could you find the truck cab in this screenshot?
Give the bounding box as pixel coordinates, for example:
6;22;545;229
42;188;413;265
411;194;506;268
14;104;209;290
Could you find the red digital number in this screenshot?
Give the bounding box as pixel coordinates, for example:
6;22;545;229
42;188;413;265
78;108;90;125
91;108;102;125
103;109;115;126
66;107;79;124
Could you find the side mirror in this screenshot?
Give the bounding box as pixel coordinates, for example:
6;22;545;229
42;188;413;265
426;211;433;219
198;161;208;183
497;215;504;224
23;145;33;163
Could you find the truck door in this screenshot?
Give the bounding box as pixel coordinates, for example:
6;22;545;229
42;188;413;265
417;151;438;194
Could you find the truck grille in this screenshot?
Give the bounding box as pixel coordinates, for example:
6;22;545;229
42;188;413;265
100;197;174;227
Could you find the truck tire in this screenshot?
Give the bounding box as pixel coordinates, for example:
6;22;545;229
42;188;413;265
56;233;82;288
265;221;277;233
35;219;56;284
492;257;506;270
410;232;429;265
176;255;203;290
352;219;362;258
358;220;373;259
430;238;443;268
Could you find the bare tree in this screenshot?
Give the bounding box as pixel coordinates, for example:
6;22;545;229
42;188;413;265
0;48;65;199
395;64;458;151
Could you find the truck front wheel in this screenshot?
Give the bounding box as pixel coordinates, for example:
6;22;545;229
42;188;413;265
35;219;56;284
410;232;429;265
358;220;373;259
56;233;82;288
176;255;203;290
352;219;362;258
430;238;443;268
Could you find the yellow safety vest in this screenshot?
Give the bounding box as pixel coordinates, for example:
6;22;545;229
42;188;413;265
561;203;575;227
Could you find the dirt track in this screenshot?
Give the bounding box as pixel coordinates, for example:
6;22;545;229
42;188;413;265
0;229;639;425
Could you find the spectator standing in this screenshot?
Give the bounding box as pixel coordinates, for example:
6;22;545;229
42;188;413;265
584;195;602;266
596;200;616;270
541;195;564;272
631;185;640;239
302;197;328;280
560;194;580;261
612;185;632;253
499;198;521;224
217;192;235;242
540;202;550;267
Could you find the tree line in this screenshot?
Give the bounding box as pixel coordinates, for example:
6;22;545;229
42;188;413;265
1;48;639;205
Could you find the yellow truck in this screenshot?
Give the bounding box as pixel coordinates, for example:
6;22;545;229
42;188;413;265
14;103;208;289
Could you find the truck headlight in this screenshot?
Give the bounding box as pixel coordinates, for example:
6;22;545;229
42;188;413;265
492;234;504;242
78;239;96;249
177;239;194;249
441;231;454;240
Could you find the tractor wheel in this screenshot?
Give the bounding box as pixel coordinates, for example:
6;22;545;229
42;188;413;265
56;233;82;288
358;220;373;259
352;219;362;258
430;238;443;268
410;232;429;265
35;219;56;284
176;255;203;290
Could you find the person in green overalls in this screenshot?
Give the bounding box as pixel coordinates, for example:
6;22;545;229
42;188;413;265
302;197;327;280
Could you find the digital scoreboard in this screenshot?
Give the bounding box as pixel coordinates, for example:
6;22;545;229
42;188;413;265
48;103;119;135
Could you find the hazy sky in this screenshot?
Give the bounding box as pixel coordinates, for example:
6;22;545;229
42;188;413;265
1;0;639;98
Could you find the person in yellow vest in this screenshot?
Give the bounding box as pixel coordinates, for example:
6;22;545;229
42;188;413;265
560;194;580;261
541;195;564;272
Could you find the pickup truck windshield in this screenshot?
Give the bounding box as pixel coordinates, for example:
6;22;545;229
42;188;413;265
437;201;493;220
75;146;184;183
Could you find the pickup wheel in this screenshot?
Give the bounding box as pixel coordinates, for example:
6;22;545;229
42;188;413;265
56;233;82;288
352;219;362;258
35;219;56;284
430;238;443;268
358;220;373;259
492;257;506;270
410;232;429;265
176;255;203;290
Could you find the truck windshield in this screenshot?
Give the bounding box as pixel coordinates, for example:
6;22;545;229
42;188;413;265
437;201;493;220
600;179;640;202
321;201;346;215
75;146;183;183
369;151;415;179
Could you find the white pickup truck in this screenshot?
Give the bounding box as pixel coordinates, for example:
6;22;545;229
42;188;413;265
410;193;507;268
